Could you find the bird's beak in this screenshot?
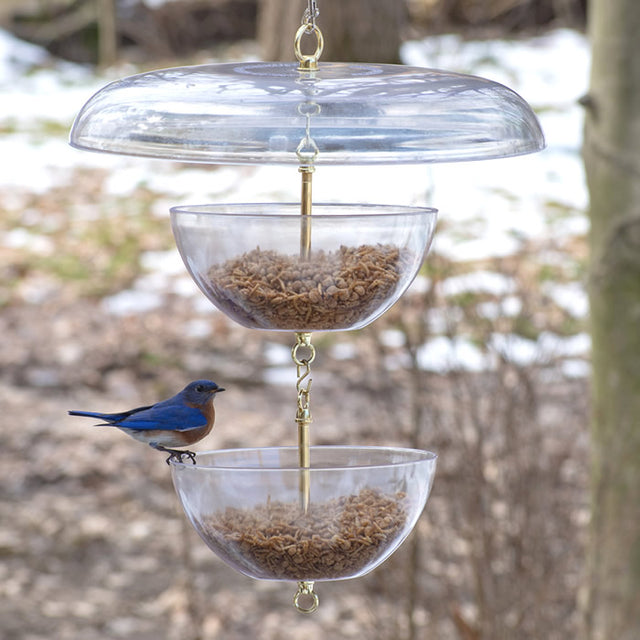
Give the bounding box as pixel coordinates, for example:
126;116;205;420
215;387;225;393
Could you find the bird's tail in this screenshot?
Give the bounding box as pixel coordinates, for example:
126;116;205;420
69;404;154;424
69;410;106;419
68;409;120;425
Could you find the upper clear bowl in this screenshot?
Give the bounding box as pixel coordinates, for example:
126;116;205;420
170;202;437;332
169;446;437;582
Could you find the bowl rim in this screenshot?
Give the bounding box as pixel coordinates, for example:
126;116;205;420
168;444;437;471
170;202;438;220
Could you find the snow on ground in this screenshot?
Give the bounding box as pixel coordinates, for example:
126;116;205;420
403;29;590;260
0;27;589;213
0;27;592;375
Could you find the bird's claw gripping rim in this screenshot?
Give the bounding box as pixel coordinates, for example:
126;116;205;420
154;445;197;465
166;450;197;465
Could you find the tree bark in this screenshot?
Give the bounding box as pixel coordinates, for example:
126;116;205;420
583;1;640;638
257;0;407;63
97;0;118;67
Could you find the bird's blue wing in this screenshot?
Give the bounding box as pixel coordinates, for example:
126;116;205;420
116;401;207;432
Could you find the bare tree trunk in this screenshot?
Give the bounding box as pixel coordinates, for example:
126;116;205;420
583;1;640;638
97;0;117;67
257;0;304;62
257;0;407;63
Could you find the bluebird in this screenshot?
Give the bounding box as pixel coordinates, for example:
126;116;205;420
69;379;225;463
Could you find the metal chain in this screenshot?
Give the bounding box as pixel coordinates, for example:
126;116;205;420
292;332;315;514
292;332;315;426
302;0;319;31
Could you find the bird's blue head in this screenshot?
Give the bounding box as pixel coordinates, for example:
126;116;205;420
182;379;225;405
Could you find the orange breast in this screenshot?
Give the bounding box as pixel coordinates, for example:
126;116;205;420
175;401;216;446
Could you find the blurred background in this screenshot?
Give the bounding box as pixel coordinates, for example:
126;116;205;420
1;1;592;639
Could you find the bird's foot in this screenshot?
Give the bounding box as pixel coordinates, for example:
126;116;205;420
153;445;197;465
168;450;197;465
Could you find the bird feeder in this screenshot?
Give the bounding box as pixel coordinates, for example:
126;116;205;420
70;0;543;613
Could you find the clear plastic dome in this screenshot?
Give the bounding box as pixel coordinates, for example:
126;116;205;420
170;202;437;332
70;61;544;165
169;446;437;582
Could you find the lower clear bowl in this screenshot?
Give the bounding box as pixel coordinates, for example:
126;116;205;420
169;446;437;582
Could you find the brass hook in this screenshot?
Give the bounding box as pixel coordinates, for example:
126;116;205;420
294;23;324;71
293;581;319;613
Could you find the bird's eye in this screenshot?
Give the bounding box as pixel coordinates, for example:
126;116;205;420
195;384;205;392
